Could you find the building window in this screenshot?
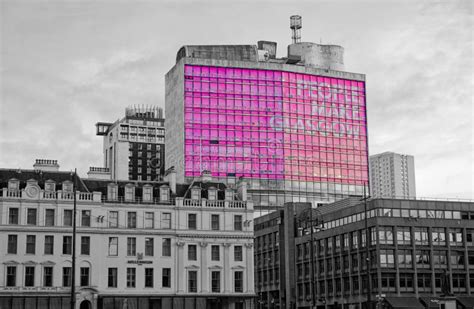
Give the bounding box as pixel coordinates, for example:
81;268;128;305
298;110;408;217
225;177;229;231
43;267;53;287
211;245;220;261
161;213;171;229
62;267;71;287
162;238;171;257
380;249;395;268
145;212;154;229
24;266;35;287
81;236;90;255
234;215;243;231
125;185;135;201
397;249;413;268
63;210;72;226
234;245;243;261
145;268;154;288
127;237;136;256
45;209;55;226
188;270;197;292
80;267;89;286
108;237;118;256
378;226;394;245
188;213;197;230
234;271;243;292
432;228;446;246
397;227;411;245
27;209;37;225
126;268;136;288
191;187;200;200
44;236;54;255
108;268;117;288
160;186;170;201
211;271;220;292
414;227;429;245
145;238;154;256
81;210;91;227
143;186;153;202
188;245;197;261
63;236;72;255
26;235;36;254
211;214;220;230
415;250;431;268
127;212;137;228
449;228;463;246
108;211;118;228
8;208;19;224
433;250;448;268
162;268;171;287
107;184;118;200
6;266;16;286
208;188;217;200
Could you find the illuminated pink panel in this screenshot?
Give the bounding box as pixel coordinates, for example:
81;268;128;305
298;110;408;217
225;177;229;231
183;65;368;185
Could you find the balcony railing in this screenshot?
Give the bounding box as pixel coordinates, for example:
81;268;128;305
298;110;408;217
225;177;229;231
0;188;101;202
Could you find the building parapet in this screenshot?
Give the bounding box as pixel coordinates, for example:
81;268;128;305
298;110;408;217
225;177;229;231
177;197;253;210
0;188;102;202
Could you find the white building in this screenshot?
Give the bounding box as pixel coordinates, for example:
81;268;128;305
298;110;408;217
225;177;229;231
369;152;416;198
0;160;255;309
95;105;166;182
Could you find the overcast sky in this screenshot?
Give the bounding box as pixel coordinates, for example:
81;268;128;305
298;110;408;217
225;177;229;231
1;0;472;199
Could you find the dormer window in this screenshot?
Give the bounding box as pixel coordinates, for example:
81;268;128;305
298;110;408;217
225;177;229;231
160;185;170;202
62;181;73;192
191;186;201;200
125;184;135;202
8;179;19;191
107;183;118;201
208;187;217;201
143;185;153;202
44;180;56;192
225;189;234;201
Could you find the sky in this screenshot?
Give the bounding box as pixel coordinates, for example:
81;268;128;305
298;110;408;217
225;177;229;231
0;0;472;199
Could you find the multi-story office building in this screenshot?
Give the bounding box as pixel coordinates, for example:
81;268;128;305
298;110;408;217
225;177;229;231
0;160;255;309
255;199;474;309
165;16;369;210
369;152;416;199
95;105;166;181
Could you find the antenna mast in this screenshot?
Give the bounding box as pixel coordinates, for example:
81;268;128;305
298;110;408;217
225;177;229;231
290;15;302;43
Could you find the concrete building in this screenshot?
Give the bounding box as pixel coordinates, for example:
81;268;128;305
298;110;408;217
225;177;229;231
255;198;474;309
0;160;255;309
95;105;166;181
369;152;416;199
165;16;369;210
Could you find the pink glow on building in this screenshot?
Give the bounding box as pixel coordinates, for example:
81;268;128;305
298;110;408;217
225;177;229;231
183;65;368;185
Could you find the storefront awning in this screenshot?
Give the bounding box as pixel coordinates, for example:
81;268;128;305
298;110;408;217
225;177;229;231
419;297;443;308
457;297;474;309
385;297;424;309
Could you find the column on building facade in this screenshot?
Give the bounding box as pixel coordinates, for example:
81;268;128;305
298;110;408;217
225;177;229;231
199;241;208;293
176;239;186;293
223;243;231;293
245;243;254;293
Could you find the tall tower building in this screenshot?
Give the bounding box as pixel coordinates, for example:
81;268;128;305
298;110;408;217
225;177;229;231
165;16;369;209
369;151;416;198
95;105;165;181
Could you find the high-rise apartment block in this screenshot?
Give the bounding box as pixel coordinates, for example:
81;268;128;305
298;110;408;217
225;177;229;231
165;17;369;209
95;106;165;181
369;152;416;198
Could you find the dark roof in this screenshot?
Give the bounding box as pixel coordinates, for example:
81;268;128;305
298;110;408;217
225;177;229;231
0;168;88;191
385;297;424;309
457;297;474;309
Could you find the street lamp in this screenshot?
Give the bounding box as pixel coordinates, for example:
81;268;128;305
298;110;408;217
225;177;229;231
361;185;371;309
298;207;324;309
